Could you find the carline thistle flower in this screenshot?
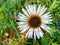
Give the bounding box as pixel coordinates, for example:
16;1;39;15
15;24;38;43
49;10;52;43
17;4;53;40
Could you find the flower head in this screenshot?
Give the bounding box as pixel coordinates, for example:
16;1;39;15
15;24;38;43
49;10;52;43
17;4;52;40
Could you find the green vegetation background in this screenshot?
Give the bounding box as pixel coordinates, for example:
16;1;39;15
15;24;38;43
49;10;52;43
0;0;60;45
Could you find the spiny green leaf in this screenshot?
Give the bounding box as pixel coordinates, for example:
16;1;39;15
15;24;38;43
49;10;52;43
52;42;58;45
48;0;58;12
41;37;50;45
0;5;5;12
0;12;4;21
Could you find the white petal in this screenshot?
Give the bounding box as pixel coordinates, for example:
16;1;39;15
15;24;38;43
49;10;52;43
41;7;47;15
42;21;52;24
41;24;51;32
28;30;33;38
41;12;52;20
38;28;44;37
42;19;53;21
17;22;26;25
26;6;31;15
33;4;36;14
20;26;29;33
35;28;43;39
17;23;26;29
37;4;42;14
18;16;26;20
20;24;28;30
42;16;52;20
42;15;52;18
22;8;29;16
47;19;53;21
34;30;36;40
17;16;27;21
35;29;40;39
25;30;29;38
17;25;24;28
26;28;33;38
19;13;26;17
42;19;52;24
17;26;20;28
42;12;50;17
17;18;26;21
18;13;27;21
28;5;34;14
39;6;45;15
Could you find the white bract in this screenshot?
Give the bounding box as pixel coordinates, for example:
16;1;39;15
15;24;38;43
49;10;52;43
17;4;52;40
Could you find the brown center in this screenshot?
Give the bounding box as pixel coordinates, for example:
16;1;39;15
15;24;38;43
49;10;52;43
27;14;42;28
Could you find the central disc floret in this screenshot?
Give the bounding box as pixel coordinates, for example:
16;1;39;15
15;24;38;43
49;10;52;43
27;14;42;28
